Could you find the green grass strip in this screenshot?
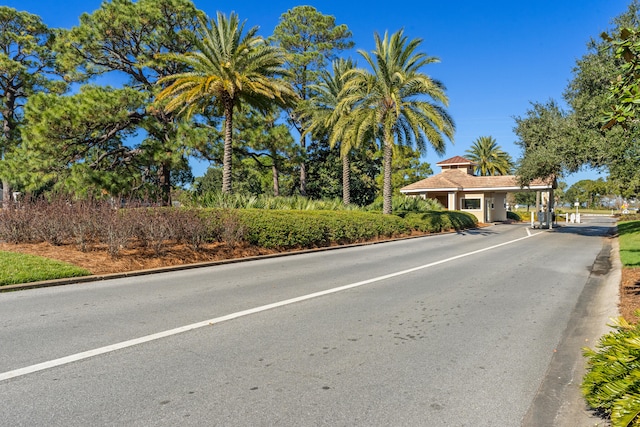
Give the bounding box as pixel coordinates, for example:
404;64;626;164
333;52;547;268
618;220;640;267
0;251;91;286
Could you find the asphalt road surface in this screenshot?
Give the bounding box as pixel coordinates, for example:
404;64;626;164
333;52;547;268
0;217;618;426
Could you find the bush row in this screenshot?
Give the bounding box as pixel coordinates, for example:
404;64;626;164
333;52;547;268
0;199;240;256
0;199;477;256
237;209;413;249
189;192;444;213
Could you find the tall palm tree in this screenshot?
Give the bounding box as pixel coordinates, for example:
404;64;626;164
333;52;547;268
155;12;296;193
333;29;455;214
303;58;358;205
465;136;513;176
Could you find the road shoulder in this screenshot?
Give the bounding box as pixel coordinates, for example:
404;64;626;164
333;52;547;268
522;232;620;426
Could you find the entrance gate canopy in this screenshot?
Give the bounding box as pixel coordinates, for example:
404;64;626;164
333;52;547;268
399;156;555;223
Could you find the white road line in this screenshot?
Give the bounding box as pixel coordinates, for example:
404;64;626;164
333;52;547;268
0;229;545;382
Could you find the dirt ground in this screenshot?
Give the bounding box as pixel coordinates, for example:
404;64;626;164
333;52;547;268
620;267;640;322
3;233;640;323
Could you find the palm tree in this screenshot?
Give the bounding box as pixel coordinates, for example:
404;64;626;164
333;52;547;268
465;136;513;176
155;12;296;193
333;29;454;214
302;58;358;205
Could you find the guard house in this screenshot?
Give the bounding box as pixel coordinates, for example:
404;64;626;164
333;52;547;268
400;156;556;223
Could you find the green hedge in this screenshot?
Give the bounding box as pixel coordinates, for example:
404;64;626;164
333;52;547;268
0;201;479;253
404;211;477;233
507;211;522;221
234;209;476;249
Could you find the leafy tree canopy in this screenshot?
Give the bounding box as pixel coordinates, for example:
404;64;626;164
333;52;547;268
335;29;454;214
271;5;354;196
464;136;513;176
0;6;65;203
156;11;296;194
271;5;354;101
18;0;205;203
515;0;640;193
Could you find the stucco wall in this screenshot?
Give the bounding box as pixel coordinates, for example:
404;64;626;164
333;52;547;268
459;192;484;223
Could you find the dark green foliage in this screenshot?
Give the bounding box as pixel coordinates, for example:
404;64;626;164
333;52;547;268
306;138;380;205
514;191;537;210
513;100;578;185
0;6;64;205
404;211;477;233
238;209;333;248
565;178;612;209
366;195;443;215
20;86;148;196
239;209;475;249
506;211;521;221
237;209;409;249
32;0;206;204
514;2;640;194
583;316;640;426
271;6;355;196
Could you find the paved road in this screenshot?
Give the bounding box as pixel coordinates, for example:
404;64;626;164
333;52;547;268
0;217;618;426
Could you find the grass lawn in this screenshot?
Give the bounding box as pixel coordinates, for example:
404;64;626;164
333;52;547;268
618;220;640;267
0;251;91;286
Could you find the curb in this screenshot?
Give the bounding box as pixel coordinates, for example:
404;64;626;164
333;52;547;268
1;227;466;292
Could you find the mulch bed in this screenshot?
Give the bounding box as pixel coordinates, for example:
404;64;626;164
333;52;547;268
0;241;280;276
621;267;640;323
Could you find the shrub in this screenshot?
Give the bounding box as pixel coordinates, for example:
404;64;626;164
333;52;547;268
236;209;420;249
31;198;72;246
0;204;34;243
218;210;246;247
507;211;521;221
366;195;443;216
404;211;477;233
68;199;101;252
583;316;640;426
238;209;330;249
131;208;175;255
192;192;359;211
98;208;135;257
172;208;211;251
0;198;479;258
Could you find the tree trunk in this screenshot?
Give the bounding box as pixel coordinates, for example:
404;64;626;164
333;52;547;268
382;140;393;215
2;91;15;209
2;178;10;209
342;154;350;206
299;132;307;196
272;163;280;197
159;161;171;206
222;98;233;194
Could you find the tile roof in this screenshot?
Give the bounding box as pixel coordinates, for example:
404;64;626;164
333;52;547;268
400;168;554;192
436;156;477;166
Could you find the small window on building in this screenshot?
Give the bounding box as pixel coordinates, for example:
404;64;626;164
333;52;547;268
462;198;481;210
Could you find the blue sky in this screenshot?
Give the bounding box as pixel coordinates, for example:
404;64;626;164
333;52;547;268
4;0;632;186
